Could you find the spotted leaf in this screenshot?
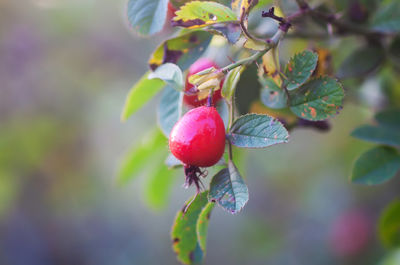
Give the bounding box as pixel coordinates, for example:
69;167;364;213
196;202;215;252
208;161;249;214
171;191;210;264
260;77;287;109
284;50;318;91
289;76;344;121
228;114;289;148
172;1;238;28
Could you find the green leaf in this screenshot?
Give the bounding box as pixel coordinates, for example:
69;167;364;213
148;63;184;90
228;114;289;148
127;0;168;36
171;191;209;264
196;202;215;252
117;129;166;185
289;76;344;121
260;77;287;109
379;249;400;265
284;50;318;91
351;125;400;147
172;1;237;28
149;30;212;71
371;1;400;33
337;45;385;79
121;72;165;121
222;66;244;100
208;161;249;214
158;85;183;136
351;146;400;185
145;157;178;210
379;200;400;248
375;109;400;130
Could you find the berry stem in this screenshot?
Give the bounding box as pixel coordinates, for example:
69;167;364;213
207;87;214;107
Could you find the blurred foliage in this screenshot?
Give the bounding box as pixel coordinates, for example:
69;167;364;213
0;0;400;264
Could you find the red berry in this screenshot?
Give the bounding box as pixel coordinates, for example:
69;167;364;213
184;58;223;107
169;106;226;167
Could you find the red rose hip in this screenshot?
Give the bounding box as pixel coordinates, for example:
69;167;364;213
184;58;223;107
169;106;226;167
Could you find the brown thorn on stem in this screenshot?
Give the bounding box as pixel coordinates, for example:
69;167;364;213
262;7;292;32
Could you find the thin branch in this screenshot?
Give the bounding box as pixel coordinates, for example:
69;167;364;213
293;0;386;38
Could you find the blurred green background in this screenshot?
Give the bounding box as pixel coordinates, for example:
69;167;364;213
0;1;399;264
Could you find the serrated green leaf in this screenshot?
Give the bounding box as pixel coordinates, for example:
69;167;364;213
222;66;244;100
158;85;183;136
284;50;318;91
289;76;344;121
337;45;385;79
149;30;212;71
260;77;287;109
148;63;184;90
379;200;400;248
172;1;237;28
208;161;249;214
375;109;400;130
370;1;400;33
127;0;168;36
228;114;289;148
196;202;215;252
121;72;165;121
351;146;400;185
117;129;166;185
171;191;209;264
351;125;400;147
145;157;178;210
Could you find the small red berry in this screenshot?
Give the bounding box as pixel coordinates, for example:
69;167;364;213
184;58;223;107
169;106;226;167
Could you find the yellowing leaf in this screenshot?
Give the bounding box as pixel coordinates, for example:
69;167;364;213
259;47;282;85
172;1;238;29
313;48;333;76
